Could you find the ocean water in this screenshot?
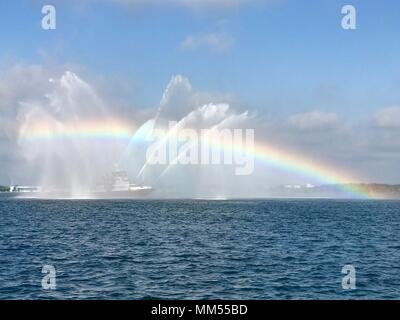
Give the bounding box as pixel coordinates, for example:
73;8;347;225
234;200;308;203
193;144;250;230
0;196;400;300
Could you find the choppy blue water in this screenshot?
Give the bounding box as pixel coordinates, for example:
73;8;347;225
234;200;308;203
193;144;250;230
0;196;399;300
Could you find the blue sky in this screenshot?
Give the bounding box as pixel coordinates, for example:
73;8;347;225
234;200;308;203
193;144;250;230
1;0;400;117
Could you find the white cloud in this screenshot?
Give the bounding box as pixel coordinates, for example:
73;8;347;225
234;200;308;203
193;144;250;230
373;107;400;129
180;30;234;53
287;111;340;132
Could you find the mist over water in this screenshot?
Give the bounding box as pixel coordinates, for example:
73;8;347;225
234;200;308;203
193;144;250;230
13;72;255;198
16;71;129;198
10;71;375;199
120;75;254;198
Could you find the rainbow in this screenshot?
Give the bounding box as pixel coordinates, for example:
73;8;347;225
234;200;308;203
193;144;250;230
238;142;369;198
18;119;370;198
18;119;135;141
157;131;370;199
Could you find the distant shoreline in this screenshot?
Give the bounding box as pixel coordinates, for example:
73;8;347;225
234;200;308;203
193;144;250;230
1;183;400;200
